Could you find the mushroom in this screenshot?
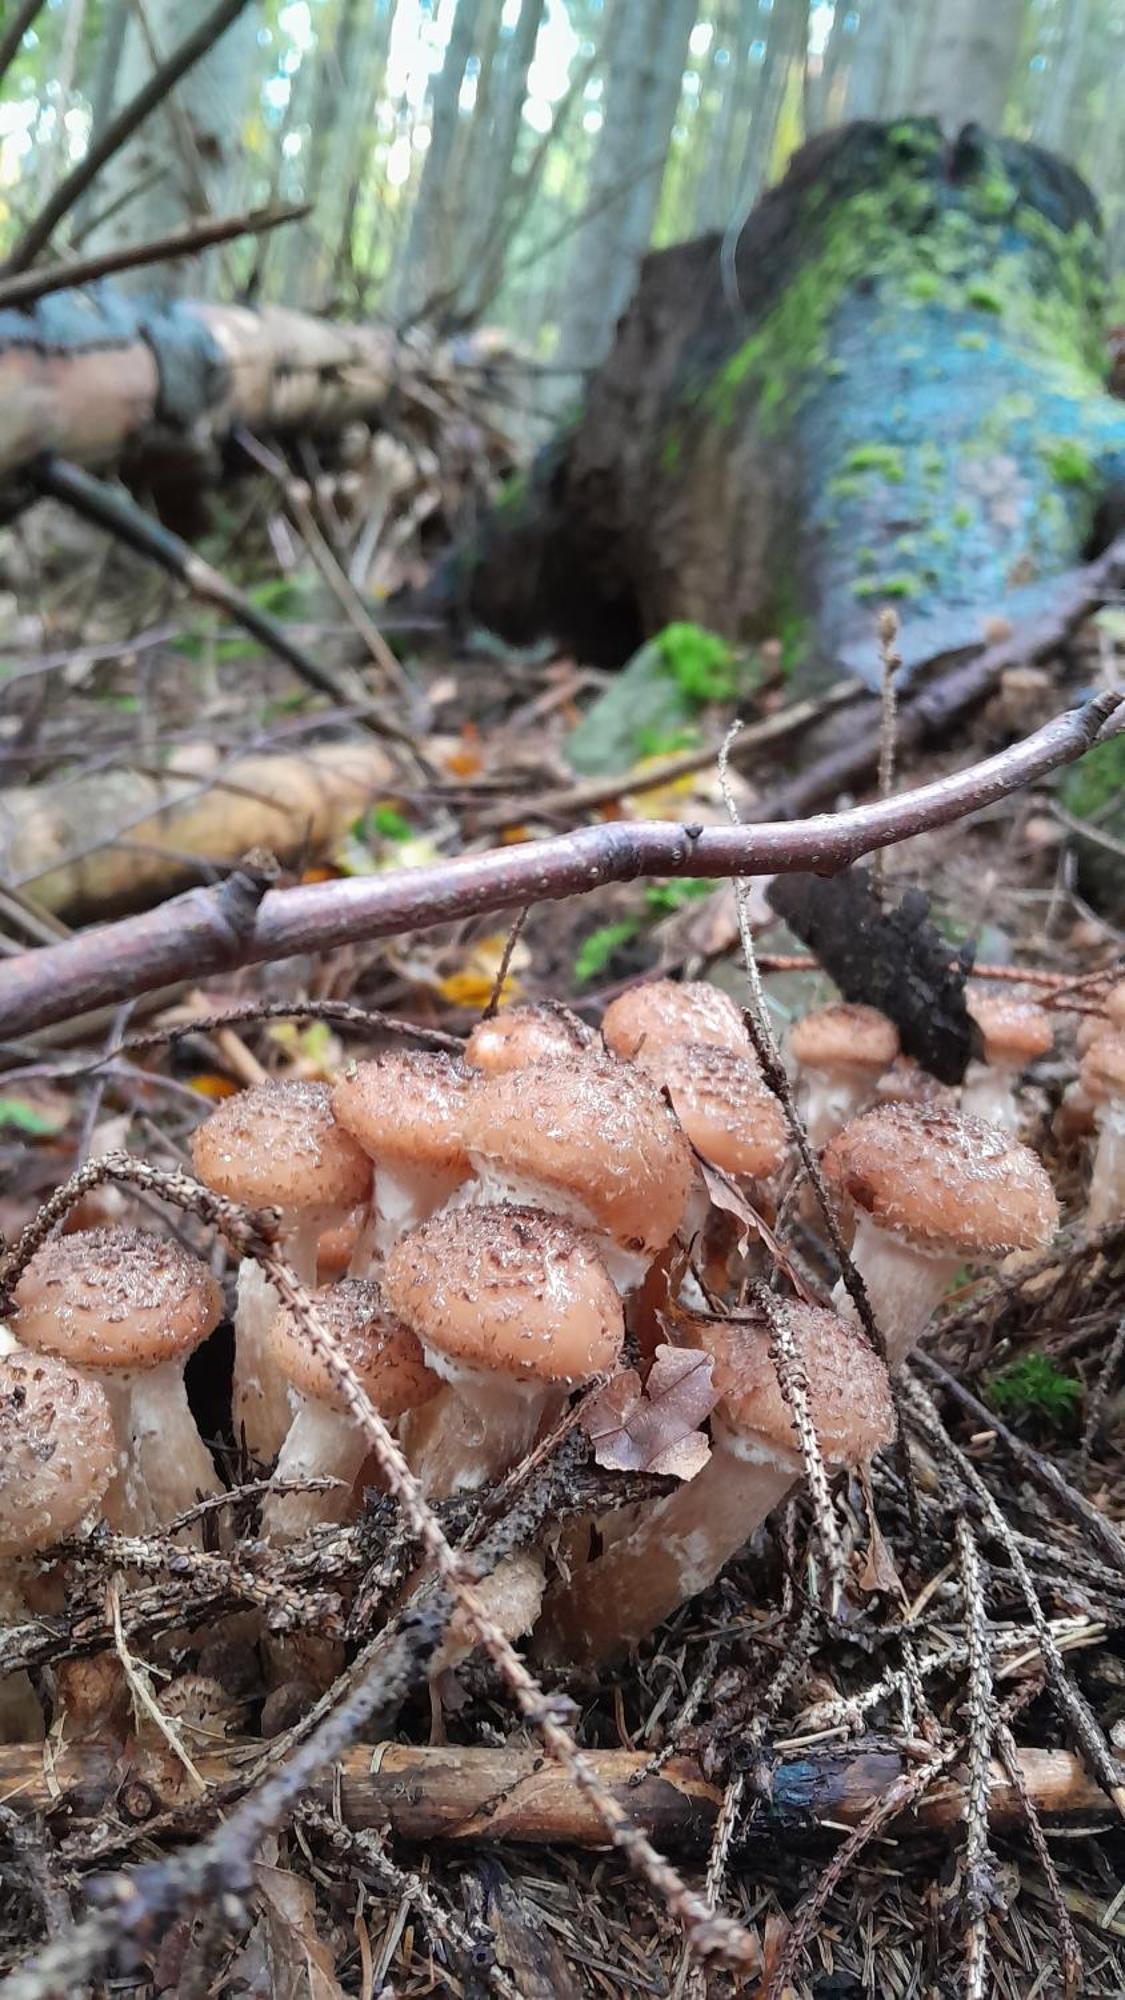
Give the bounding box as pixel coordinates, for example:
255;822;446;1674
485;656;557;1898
1079;1031;1125;1230
464;1001;594;1073
331;1050;472;1258
261;1278;439;1544
1076;980;1125;1056
535;1300;894;1665
191;1079;372;1461
601;978;749;1060
820;1104;1059;1369
460;1049;695;1291
962;989;1053;1134
384;1204;624;1496
428;1548;546;1741
11;1227;224;1531
0;1349;117;1739
788;1004;900;1147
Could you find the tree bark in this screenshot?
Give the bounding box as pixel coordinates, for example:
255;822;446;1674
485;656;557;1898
394;0;484;322
731;0;808;210
911;0;1026;132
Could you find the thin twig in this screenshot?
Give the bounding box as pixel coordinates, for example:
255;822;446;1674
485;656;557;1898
1080;1316;1125;1483
482;905;531;1020
956;1518;996;2000
0;0;48;91
872;607;902;899
0;204;307;310
993;1719;1084;1997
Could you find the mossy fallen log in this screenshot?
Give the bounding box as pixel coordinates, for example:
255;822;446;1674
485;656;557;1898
467;121;1125;688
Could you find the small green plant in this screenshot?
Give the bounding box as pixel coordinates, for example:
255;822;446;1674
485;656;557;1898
654;622;736;702
1060;730;1125;823
572;921;641;985
633;725;702;758
1039;437;1095;489
987;1353;1082;1428
367;803;412;842
643;879;712;917
841;443;905;483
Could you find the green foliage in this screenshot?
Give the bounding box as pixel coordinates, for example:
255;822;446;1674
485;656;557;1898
1038;437;1096;488
852;571;922;600
643;879;712;916
0;1096;64;1136
654;622;736;702
365;803;412;841
987;1353;1083;1428
965;278;1004;312
634;725;702;757
1059;731;1125;823
842;444;905;482
573;922;640;985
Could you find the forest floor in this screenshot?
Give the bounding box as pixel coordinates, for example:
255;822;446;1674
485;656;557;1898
0;484;1123;2000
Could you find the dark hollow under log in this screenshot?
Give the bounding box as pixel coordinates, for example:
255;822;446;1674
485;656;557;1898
465;121;1125;689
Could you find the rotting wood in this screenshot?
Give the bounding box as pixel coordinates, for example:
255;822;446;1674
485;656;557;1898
0;1740;1109;1848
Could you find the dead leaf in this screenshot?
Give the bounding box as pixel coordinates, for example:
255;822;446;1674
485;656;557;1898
856;1467;906;1602
696;1160;818;1302
255;1863;347;2000
581;1345;719;1479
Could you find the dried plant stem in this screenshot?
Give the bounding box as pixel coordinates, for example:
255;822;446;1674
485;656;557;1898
956;1518;996;2000
753;1287;847;1612
993;1719;1083;1997
1080;1315;1125;1483
872;607;902;897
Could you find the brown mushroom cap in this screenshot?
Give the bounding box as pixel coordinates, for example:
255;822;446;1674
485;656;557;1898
13;1228;224;1373
1080;1030;1125;1102
0;1350;117;1553
461;1050;694;1252
465;1002;593;1075
634;1041;788;1179
694;1302;895;1467
268;1277;438;1418
601;979;749;1061
332;1050;471;1176
789;1003;899;1076
966;989;1053;1065
191;1079;371;1212
821;1104;1059;1258
383;1205;624;1382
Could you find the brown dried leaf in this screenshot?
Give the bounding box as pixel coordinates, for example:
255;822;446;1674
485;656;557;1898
255;1863;347;2000
697;1159;817;1302
581;1346;719;1480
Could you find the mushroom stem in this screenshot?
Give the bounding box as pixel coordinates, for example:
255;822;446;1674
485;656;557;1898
0;1571;45;1743
231;1260;290;1464
127;1361;221;1529
831;1213;961;1371
262;1399;370;1544
1088;1097;1125;1230
371;1164;468;1259
960;1063;1021;1134
405;1366;561;1500
802;1076;869;1150
536;1423;794;1666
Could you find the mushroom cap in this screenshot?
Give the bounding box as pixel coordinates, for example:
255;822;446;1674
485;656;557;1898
1080;1030;1125;1102
821;1104;1059;1258
13;1227;224;1373
465;1002;593;1075
966;989;1053;1065
601;979;748;1061
461;1050;694;1252
268;1277;438;1418
332;1050;471;1177
1107;982;1125;1031
0;1350;117;1553
383;1205;624;1383
693;1302;895;1467
634;1041;788;1179
191;1079;371;1213
789;1003;899;1076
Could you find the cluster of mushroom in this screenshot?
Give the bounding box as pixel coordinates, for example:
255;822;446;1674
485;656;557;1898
5;959;1118;1715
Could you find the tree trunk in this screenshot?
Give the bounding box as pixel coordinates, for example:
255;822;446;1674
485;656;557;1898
455;0;546;320
555;0;694;379
732;0;808;210
910;0;1026;132
464;122;1125;686
1036;0;1091;158
394;0;484;322
842;0;900;121
807;0;853;133
82;0;261;295
278;0;366;306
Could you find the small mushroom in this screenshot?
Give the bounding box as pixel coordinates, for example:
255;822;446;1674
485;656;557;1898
962;989;1053;1134
788;1004;899;1147
192;1079;372;1461
0;1349;116;1738
331;1050;472;1257
1079;1031;1125;1230
385;1204;624;1496
601;979;749;1060
536;1301;894;1665
464;1001;593;1073
261;1278;439;1544
12;1227;224;1532
821;1104;1059;1369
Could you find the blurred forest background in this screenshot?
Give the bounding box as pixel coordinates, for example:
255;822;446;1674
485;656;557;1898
4;0;1124;419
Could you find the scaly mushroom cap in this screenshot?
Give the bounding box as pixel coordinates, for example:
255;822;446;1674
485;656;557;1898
821;1104;1059;1258
966;989;1053;1066
268;1277;439;1418
461;1050;694;1252
1080;1030;1125;1103
633;1041;787;1179
332;1050;472;1177
383;1205;624;1382
191;1079;371;1212
694;1302;895;1467
12;1227;224;1372
465;1002;593;1074
789;1003;899;1077
601;980;748;1061
0;1350;117;1553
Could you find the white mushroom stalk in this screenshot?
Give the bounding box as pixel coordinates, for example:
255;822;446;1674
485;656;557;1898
788;1004;900;1149
1079;1032;1125;1231
961;989;1053;1136
332;1050;472;1261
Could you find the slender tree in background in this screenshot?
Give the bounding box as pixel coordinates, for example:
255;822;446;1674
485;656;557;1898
394;0;484;321
732;0;808;214
83;0;262;293
454;0;546;321
910;0;1027;132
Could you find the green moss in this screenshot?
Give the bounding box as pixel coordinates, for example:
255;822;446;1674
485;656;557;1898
952;502;973;529
987;1354;1082;1429
1039;436;1096;488
957;331;988;351
856;545;878;569
905;269;943;303
495;470;529;514
1060;732;1125;822
660;432;683;473
825;473;864;501
928;524;951;547
852;571;923;600
654;621;736;700
842;443;905;482
965;277;1004;312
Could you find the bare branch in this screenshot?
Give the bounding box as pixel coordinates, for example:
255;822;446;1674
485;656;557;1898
0;204;308;311
0;694;1117;1041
